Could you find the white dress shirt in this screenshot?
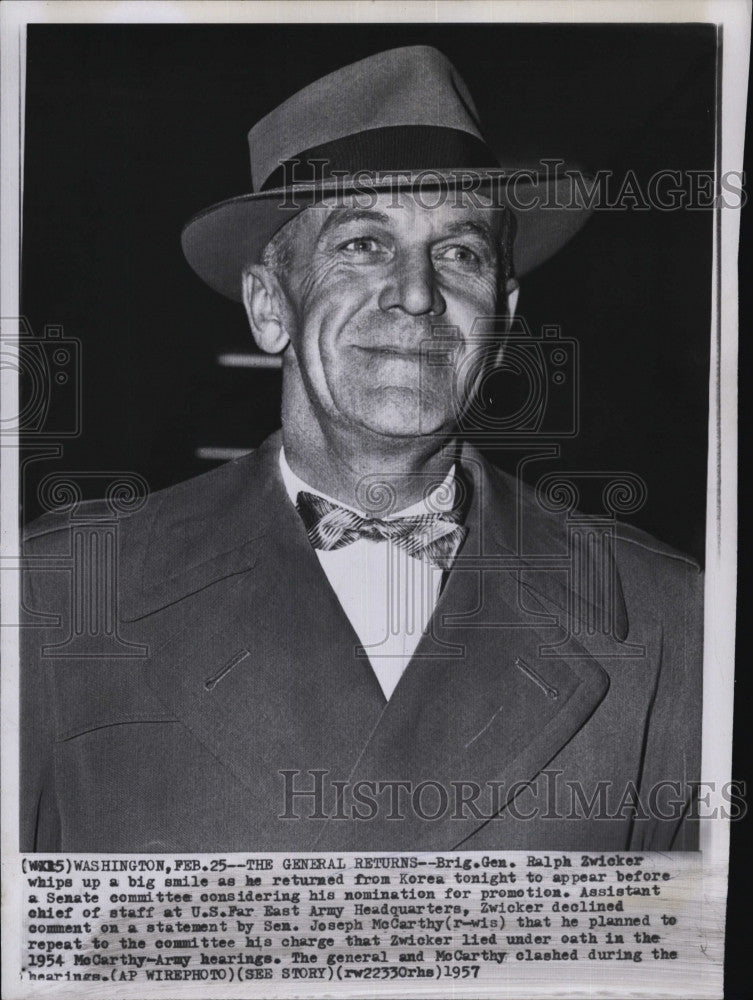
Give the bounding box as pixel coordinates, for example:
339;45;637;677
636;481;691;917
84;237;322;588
279;448;456;700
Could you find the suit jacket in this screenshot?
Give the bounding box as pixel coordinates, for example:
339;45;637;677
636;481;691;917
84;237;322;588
21;431;702;853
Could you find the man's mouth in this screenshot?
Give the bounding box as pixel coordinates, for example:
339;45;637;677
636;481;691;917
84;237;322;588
355;345;424;358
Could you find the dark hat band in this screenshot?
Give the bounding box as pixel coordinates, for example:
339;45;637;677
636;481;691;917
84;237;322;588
259;125;499;191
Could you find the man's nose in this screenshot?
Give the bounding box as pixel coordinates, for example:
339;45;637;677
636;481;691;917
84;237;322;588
377;249;446;316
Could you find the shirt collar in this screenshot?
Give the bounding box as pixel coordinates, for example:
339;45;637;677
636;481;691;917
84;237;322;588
279;447;456;518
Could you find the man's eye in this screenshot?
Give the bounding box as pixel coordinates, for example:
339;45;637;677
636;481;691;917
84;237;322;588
340;237;383;255
436;245;480;265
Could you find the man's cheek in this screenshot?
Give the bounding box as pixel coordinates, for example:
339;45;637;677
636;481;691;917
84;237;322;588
302;266;365;306
286;322;325;388
450;281;497;318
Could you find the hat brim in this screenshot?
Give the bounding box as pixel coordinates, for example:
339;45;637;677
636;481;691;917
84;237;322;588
181;171;592;302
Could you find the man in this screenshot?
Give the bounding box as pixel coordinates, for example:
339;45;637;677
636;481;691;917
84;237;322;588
21;46;702;852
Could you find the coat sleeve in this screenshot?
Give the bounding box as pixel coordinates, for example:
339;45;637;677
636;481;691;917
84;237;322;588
629;557;704;851
20;537;62;852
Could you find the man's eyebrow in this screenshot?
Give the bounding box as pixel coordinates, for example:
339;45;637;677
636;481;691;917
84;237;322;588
442;219;496;243
317;208;392;240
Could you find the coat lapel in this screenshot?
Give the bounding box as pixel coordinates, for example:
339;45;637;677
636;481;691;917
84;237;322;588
120;432;386;847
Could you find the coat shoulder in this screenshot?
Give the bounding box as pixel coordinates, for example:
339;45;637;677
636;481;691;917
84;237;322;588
486;456;702;576
23;440;282;623
611;519;703;602
22;448;260;548
476;453;702;631
613;519;701;572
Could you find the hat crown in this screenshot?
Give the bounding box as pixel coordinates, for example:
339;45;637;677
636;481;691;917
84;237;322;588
247;46;485;190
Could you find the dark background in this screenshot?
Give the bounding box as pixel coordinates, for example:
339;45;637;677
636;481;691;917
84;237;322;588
20;23;715;564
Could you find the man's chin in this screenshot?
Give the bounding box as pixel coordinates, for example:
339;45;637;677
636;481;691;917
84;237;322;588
347;389;455;440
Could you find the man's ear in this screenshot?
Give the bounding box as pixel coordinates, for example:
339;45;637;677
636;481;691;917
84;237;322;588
241;265;291;354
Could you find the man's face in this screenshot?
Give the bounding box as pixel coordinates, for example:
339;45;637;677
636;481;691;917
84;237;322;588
271;191;505;438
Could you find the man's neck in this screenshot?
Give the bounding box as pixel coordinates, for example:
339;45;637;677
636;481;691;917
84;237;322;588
281;414;458;513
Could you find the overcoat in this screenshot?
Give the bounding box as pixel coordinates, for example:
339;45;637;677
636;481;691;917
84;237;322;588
21;431;702;852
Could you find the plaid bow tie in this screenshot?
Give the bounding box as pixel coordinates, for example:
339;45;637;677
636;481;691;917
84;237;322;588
295;491;467;572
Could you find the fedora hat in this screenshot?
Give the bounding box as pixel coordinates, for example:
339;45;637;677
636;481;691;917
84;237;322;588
181;46;592;301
